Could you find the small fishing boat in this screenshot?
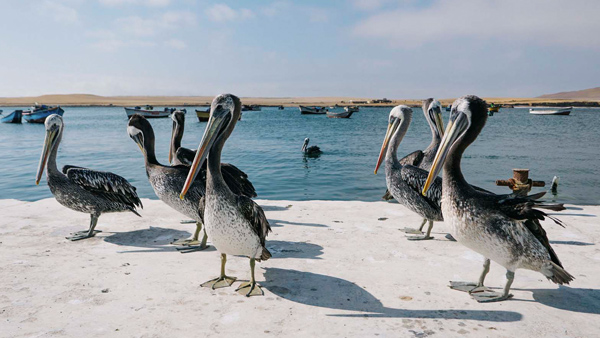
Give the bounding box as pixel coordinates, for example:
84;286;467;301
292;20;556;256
23;104;64;123
0;109;3;113
299;105;328;115
241;104;261;111
488;104;500;113
1;110;23;124
326;110;354;119
345;106;359;113
125;105;174;119
445;105;451;112
278;105;284;110
529;107;572;115
196;108;210;122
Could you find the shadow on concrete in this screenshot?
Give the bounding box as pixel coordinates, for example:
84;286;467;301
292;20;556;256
549;240;594;246
263;268;522;321
268;219;328;228
103;226;195;253
260;205;293;212
267;240;323;260
530;286;600;315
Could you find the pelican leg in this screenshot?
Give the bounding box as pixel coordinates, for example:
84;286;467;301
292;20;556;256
172;222;203;246
403;218;427;235
67;214;101;241
471;270;514;303
235;258;264;297
407;220;434;240
177;228;209;253
449;258;495;293
201;254;236;289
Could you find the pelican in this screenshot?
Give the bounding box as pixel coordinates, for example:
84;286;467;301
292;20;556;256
180;94;271;297
128;114;256;252
302;138;322;156
422;95;572;302
36;114;142;241
382;98;444;238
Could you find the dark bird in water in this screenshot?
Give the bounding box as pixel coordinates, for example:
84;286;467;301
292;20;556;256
128;114;256;252
302;138;322;156
180;94;271;297
382;98;444;239
36;114;142;241
422;95;572;302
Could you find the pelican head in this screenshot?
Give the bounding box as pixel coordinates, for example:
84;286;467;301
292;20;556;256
127;114;153;156
427;99;444;137
180;94;241;199
374;105;412;174
422;95;488;195
302;138;310;152
36;114;64;185
169;110;186;164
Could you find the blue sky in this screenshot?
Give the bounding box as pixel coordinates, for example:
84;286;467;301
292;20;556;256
1;0;599;98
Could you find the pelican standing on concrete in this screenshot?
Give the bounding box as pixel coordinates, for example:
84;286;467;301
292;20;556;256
382;98;444;238
36;114;142;241
180;94;271;297
422;95;573;302
128;114;256;252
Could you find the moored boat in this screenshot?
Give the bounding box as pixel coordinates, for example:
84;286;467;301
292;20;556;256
196;108;210;122
326;110;354;119
299;105;328;114
529;107;572;115
1;110;23;124
344;106;359;113
488;104;500;113
242;104;261;111
125;105;174;119
23;105;64;123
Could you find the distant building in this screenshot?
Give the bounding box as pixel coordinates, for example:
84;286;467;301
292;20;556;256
369;98;393;104
349;100;368;104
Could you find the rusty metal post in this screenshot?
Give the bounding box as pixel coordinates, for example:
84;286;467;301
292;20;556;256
495;169;545;196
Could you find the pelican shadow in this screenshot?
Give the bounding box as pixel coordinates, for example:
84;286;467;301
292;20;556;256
103;226;195;253
262;268;522;322
549;240;594;246
267;240;323;260
530;286;600;314
260;205;293;212
268;219;328;228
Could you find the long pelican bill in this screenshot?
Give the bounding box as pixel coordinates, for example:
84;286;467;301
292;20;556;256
433;106;444;137
421;112;468;195
168;119;176;164
374;119;400;174
179;111;228;199
35;129;58;185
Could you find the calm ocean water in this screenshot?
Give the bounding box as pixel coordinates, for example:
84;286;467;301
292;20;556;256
1;106;599;204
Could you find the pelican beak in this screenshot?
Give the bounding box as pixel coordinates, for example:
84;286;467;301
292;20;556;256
130;133;145;155
36;128;58;185
179;107;230;199
433;106;444;137
374;118;400;174
169;119;176;164
422;112;469;195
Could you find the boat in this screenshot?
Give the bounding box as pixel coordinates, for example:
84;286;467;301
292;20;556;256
196;108;210;122
1;110;23;123
299;105;328;115
326;110;354;119
445;105;451;112
529;107;572;115
241;104;261;111
278;105;284;110
23;105;64;123
344;106;359;113
488;104;500;113
125;105;175;119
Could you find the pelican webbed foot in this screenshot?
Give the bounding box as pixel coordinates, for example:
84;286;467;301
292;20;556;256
201;275;237;289
449;281;494;293
403;218;428;234
66;230;101;241
407;234;434;240
236;281;264;297
172;222;208;252
176;244;209;253
471;291;513;303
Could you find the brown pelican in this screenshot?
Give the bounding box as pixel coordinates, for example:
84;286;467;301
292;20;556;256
375;105;444;240
422;95;572;302
128;114;256;252
302;138;322;156
180;94;271;297
382;98;444;239
36;114;142;241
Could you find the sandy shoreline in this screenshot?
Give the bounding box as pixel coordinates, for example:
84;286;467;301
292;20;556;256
1;94;599;108
1;198;598;337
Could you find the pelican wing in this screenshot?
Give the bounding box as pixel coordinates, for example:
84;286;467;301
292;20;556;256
175;147;196;166
399;150;424;167
237;195;271;247
222;163;257;198
63;166;143;215
382;189;394;201
400;165;442;210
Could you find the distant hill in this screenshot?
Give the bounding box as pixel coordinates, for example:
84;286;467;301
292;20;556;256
538;87;600;100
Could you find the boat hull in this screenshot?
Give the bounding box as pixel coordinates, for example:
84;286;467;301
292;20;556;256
529;108;572;115
23;107;64;123
327;111;354;119
299;105;327;114
196;109;210;122
1;110;23;124
125;107;171;118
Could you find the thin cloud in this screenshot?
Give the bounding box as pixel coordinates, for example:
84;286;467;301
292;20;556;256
38;0;79;24
98;0;170;7
205;4;255;22
353;0;600;48
164;38;187;49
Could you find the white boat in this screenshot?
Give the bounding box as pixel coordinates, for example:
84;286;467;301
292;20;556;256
299;105;328;115
344;106;359;113
125;106;175;118
529;107;572;115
